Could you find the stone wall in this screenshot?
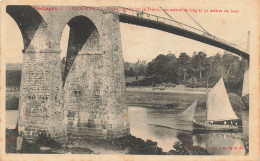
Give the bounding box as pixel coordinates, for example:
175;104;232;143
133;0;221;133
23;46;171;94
18;52;67;142
64;12;129;138
7;6;129;141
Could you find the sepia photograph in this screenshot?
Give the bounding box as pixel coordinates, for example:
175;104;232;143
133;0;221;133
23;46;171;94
0;0;259;160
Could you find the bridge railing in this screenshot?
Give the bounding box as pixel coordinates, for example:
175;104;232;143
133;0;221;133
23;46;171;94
109;7;206;35
90;6;248;53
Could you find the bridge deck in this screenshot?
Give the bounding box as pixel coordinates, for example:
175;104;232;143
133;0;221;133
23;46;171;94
99;7;249;60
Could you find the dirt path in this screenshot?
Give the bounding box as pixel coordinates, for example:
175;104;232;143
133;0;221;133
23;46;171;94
126;87;207;95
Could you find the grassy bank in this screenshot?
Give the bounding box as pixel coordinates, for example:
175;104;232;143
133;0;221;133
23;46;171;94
126;87;248;112
126;88;206;109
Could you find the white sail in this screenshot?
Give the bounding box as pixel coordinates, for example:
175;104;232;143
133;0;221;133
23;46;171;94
177;100;197;121
242;68;249;97
207;78;238;121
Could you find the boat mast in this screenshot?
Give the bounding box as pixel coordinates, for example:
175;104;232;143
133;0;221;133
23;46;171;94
206;77;209;122
247;31;250;53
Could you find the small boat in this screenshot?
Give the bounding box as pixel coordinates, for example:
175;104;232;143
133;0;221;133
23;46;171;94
192;77;242;131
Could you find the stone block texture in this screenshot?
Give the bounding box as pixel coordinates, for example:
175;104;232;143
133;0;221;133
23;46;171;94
7;5;129;142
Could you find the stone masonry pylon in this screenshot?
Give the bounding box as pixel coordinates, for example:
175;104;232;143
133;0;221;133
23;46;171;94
7;5;129;141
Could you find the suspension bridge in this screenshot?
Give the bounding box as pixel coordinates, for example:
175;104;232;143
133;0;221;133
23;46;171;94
104;6;250;60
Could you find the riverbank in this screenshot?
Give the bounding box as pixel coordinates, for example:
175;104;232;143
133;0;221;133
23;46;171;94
127;86;209;94
126;87;248;111
126;87;207;109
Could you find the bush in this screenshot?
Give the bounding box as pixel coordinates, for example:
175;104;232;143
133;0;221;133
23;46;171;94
36;131;62;149
228;93;246;111
242;94;249;109
5;123;18;153
21;138;41;153
126;78;152;87
167;141;210;155
112;135;163;155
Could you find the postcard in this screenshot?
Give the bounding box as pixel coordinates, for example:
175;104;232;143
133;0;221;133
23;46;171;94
0;0;259;160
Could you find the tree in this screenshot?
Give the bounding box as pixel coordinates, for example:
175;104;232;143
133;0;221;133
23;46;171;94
124;51;246;94
221;53;245;94
125;67;135;77
177;53;190;81
124;62;131;71
124;61;147;77
145;54;178;84
190;51;207;79
138;64;146;75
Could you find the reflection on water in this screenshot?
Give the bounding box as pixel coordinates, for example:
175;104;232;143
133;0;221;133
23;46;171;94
192;132;246;155
128;106;248;155
6;110;18;129
6;107;248;155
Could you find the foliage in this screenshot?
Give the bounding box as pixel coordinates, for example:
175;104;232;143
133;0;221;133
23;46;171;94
125;51;247;95
113;135;163;155
18;131;62;153
167;141;210;155
177;53;190;82
124;60;147;77
126;78;152;86
21;138;41;153
36;131;62;149
242;94;249;109
145;54;178;84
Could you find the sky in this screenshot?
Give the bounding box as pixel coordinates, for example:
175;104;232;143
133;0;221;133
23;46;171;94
4;3;253;64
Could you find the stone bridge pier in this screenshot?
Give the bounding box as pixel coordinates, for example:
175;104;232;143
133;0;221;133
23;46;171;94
7;5;129;142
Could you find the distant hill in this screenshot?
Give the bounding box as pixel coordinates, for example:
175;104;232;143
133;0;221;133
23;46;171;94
6;63;22;71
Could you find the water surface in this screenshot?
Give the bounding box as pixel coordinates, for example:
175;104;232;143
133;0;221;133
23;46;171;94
6;107;248;155
128;106;248;155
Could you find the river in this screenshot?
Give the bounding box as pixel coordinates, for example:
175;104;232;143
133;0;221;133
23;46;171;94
128;106;248;155
6;107;248;155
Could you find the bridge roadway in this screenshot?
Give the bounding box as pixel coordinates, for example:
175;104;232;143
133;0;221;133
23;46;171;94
100;6;250;60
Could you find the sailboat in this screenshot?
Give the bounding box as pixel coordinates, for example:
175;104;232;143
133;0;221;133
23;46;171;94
192;77;242;131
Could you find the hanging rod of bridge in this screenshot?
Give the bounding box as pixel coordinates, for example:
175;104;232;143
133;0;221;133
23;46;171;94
85;6;250;59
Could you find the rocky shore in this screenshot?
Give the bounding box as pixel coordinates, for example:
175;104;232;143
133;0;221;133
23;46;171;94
6;127;210;155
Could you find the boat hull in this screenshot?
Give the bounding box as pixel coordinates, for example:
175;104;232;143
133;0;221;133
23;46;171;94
192;119;242;132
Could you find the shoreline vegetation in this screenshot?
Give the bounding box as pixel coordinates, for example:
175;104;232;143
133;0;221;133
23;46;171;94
124;52;247;97
6;128;210;155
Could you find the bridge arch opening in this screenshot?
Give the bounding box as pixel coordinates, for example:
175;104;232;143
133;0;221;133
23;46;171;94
60;15;105;136
5;5;44;113
6;5;46;51
60;16;101;85
5;13;24;64
5;14;24;114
